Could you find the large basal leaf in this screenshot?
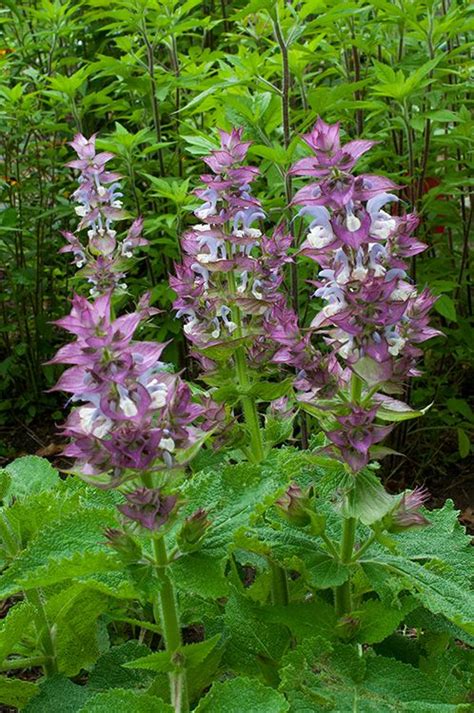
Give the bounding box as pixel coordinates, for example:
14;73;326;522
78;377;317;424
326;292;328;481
1;456;60;501
223;590;290;674
87;641;155;691
24;676;91;713
0;508;122;598
279;637;471;712
360;555;474;637
195;676;289;713
78;689;174;712
45;583;111;676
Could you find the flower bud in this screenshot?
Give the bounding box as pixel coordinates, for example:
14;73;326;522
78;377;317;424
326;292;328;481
177;508;211;551
384;487;430;532
104;527;142;564
276;483;312;527
118;487;178;532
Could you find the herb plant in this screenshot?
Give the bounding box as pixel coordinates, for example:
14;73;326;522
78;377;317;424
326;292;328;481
0;118;472;712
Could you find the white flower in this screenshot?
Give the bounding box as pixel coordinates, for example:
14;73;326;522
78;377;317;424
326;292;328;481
148;380;168;408
75;205;87;217
306;225;334;248
370;210;397;240
196;206;214;219
194;224;211;232
346;214;361;232
159;437;175;452
79;406;112;438
118;389;138;417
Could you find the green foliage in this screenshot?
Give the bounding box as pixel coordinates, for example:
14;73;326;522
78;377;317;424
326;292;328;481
0;456;59;501
78;689;173;713
0;0;471;488
195;676;289;713
279;636;472;711
0;677;38;709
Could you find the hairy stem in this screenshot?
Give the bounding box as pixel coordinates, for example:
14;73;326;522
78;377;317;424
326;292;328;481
153;536;189;713
334;517;357;616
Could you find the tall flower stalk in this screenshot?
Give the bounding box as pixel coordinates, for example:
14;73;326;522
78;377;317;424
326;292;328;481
51;134;220;712
289;118;439;613
171;128;301;464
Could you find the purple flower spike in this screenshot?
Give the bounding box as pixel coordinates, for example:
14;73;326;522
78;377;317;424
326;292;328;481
172;126;317;379
326;404;393;472
62;135;148;295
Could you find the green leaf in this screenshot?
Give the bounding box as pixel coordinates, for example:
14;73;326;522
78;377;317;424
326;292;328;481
170;551;228;599
258;597;337;642
88;642;155;691
2;456;60;501
24;676;91;713
46;584;111;676
0;508;122;598
376;398;429;423
434;295;457;322
0;600;35;662
280;637;470;711
341;470;395;525
355;596;417;644
248;379;293;401
124;634;221;672
361;556;474;637
195;676;289;712
78;689;173;713
223;590;290;671
0;677;38;709
457;428;470;458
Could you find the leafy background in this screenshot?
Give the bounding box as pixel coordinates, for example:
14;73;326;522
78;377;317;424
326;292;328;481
0;0;472;498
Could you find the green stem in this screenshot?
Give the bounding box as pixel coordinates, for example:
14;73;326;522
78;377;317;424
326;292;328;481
234;346;265;463
351;532;377;562
350;373;363;403
269;560;289;606
227;270;265;463
153;536;188;713
26;589;57;676
334;517;357;617
0;656;46;673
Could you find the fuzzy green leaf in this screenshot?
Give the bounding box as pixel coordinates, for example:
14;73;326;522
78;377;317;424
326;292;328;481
0;677;38;709
279;637;471;711
88;641;155;691
46;583;111;676
2;456;60;501
195;676;289;713
24;675;91;713
124;634;221;672
0;600;35;662
78;689;173;712
0;508;122;598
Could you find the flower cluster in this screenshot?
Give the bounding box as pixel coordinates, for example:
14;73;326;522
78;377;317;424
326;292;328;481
49;291;206;487
172;129;301;371
291;118;439;471
61;133;147;295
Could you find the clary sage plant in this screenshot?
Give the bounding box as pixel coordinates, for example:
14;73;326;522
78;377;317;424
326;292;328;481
0;121;472;713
